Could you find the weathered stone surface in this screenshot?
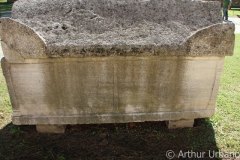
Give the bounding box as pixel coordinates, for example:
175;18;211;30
2;56;223;125
0;0;235;131
167;119;195;129
0;19;47;60
36;125;66;134
0;0;235;58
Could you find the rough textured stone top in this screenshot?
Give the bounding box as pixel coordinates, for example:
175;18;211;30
0;0;235;58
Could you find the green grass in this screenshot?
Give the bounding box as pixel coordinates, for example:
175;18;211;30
212;34;240;152
0;35;239;159
229;9;240;17
0;63;11;129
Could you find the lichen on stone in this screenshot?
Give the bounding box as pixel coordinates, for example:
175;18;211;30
1;0;234;57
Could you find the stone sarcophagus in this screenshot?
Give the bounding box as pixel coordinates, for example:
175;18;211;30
0;0;235;133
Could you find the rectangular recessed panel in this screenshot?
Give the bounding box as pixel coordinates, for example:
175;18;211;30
11;61;114;115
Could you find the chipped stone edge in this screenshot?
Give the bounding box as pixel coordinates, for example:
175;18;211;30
185;22;235;56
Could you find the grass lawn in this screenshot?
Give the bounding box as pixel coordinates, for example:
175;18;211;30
0;60;11;129
0;36;239;159
229;9;240;17
212;34;240;152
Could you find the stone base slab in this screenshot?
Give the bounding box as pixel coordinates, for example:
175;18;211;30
167;119;195;129
36;125;66;134
12;110;214;125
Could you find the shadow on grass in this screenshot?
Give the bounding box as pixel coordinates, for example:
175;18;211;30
0;119;220;160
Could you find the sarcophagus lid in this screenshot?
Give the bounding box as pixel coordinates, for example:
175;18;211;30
0;0;235;59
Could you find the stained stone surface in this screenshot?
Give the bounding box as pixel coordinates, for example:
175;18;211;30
0;0;236;131
0;0;234;57
1;56;224;126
